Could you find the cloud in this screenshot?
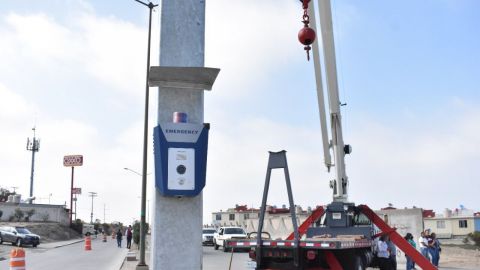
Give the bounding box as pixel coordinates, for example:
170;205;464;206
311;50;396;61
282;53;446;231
205;0;307;99
203;100;480;222
346;102;480;211
0;9;151;225
0;1;478;227
0;83;32;118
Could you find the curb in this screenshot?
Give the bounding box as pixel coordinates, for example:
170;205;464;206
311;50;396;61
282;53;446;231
52;239;84;249
118;258;126;270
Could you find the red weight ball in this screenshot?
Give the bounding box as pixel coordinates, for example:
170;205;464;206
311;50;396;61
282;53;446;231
298;26;316;46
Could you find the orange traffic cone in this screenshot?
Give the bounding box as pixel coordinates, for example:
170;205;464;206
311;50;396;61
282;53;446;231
112;232;115;239
9;248;26;270
84;235;92;251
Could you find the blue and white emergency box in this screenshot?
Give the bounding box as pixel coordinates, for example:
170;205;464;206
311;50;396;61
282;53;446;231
153;122;209;196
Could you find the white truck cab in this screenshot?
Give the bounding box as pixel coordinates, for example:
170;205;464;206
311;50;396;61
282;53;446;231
213;226;247;251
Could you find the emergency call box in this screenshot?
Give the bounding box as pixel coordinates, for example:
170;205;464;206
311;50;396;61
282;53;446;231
153;122;209;196
167;148;195;190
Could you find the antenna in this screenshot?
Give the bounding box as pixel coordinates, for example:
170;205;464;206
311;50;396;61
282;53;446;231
26;127;40;203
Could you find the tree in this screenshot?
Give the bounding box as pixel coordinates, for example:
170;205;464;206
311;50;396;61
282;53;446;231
14;208;24;222
94;219;102;231
70;219;83;234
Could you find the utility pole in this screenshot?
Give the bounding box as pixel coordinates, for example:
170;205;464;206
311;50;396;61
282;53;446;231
132;1;157;269
103;203;106;224
26;127;40;203
150;1;219;269
88;192;97;224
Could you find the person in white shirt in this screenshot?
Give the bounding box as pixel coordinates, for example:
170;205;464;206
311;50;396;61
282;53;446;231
377;235;392;270
418;231;430;261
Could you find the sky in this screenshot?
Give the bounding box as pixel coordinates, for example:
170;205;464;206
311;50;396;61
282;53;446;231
0;0;479;226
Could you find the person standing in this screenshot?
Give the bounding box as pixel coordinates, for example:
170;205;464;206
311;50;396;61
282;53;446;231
125;225;133;249
386;235;397;270
404;233;416;270
429;232;441;266
377;235;392;270
418;231;430;261
116;228;123;248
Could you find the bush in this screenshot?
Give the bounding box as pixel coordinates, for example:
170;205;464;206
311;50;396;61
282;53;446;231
102;223;112;235
25;209;36;222
40;212;50;222
133;221;150;246
70;219;83;234
14;208;24;222
468;231;480;247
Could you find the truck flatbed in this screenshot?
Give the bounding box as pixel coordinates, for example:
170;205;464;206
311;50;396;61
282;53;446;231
226;237;372;250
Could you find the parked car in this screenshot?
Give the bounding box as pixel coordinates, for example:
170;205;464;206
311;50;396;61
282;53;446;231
0;226;41;247
202;228;216;246
213;226;247;252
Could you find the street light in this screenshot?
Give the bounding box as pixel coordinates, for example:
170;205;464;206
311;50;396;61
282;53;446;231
124;167;151;176
124;167;142;176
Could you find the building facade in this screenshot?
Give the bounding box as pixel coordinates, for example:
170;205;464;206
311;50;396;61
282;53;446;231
0;202;69;224
424;209;480;239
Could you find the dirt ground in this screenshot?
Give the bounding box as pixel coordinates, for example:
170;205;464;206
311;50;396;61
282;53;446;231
0;222;81;260
438;245;480;268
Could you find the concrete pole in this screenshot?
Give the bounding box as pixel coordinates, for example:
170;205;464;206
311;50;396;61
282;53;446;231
152;1;205;269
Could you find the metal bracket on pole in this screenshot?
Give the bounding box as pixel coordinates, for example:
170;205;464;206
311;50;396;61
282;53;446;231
256;151;300;268
148;66;220;90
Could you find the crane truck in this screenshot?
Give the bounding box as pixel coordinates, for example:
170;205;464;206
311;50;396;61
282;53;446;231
225;1;438;269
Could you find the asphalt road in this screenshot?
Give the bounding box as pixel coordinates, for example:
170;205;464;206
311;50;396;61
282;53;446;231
203;245;252;269
0;237;127;270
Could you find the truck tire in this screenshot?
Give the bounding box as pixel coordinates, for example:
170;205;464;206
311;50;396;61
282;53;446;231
214;240;219;250
352;255;365;270
223;241;230;252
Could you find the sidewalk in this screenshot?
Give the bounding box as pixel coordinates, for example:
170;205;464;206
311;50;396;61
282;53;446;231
119;238;150;270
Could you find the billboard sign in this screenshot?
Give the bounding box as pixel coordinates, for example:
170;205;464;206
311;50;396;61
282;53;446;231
63;155;83;167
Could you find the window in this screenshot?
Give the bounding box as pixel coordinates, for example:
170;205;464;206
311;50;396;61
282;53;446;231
203;229;216;234
224;228;246;234
459;220;468;228
436;220;445;229
244;213;249;220
229;214;235;221
215;214;221;221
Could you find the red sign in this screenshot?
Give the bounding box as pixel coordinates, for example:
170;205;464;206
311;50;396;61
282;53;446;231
63;155;83;167
72;188;82;195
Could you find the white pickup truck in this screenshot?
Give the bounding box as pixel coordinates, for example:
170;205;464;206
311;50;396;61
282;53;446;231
213;226;247;252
